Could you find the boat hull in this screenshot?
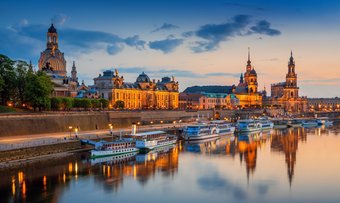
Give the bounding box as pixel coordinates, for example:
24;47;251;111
137;139;177;152
184;133;220;141
91;147;139;158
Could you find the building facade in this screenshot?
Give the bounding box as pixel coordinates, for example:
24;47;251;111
38;24;84;97
264;52;307;113
94;70;179;109
307;98;340;112
179;92;239;110
234;48;262;108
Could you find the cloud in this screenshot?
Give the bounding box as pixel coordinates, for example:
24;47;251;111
250;20;281;36
197;173;247;200
152;23;179;32
52;14;69;26
148;38;183;54
189;14;251;52
107;44;124;55
224;1;265;11
184;15;281;53
300;78;340;85
104;66;239;79
2;21;147;57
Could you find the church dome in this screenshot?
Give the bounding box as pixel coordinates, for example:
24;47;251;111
136;72;150;83
250;69;257;75
48;24;57;33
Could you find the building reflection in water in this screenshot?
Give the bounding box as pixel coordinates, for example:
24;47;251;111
271;127;306;187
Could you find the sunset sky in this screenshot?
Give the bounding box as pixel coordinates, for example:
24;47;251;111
0;0;339;97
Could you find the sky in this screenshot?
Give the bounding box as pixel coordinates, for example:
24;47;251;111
0;0;339;97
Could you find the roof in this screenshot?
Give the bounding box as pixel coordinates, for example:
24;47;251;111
132;131;166;136
201;92;229;98
184;85;234;94
48;24;57;33
136;72;150;83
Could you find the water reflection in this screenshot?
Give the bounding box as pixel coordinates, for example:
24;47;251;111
0;122;340;203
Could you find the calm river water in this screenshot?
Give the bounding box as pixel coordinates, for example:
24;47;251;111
1;122;340;203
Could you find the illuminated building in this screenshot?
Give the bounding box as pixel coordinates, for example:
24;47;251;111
234;48;263;108
307;97;340;112
94;70;179;109
38;24;92;97
180;48;262;109
179;92;239;109
264;52;307;113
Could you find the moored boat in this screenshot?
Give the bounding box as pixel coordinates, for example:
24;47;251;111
273;120;289;129
236;119;262;132
210;120;236;135
183;123;220;141
287;119;303;128
316;117;333;126
257;117;274;130
131;131;177;152
90;140;139;158
302;119;318;127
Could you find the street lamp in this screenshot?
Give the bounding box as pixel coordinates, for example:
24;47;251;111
75;128;78;139
108;124;113;141
68;126;72;138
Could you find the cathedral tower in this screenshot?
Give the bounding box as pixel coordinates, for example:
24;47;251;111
284;51;299;99
244;48;258;93
71;61;78;83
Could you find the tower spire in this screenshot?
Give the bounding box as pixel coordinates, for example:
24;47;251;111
248;47;250;62
246;47;251;71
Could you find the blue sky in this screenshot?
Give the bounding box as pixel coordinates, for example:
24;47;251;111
0;0;339;97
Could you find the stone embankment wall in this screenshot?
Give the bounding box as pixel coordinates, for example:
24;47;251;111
0;113;110;136
0;109;267;136
0;141;80;162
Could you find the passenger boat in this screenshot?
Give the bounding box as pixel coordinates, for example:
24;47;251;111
131;131;177;151
273;120;289;129
90;140;139;158
302;119;318;127
90;151;137;165
316;117;333;126
210;120;235;135
287;119;303;128
257;117;274;130
183;123;220;141
236;119;262;132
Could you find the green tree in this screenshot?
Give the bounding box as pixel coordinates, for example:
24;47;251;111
114;100;125;109
82;98;91;110
14;60;29;106
0;54;16;105
51;97;62;110
62;97;73;110
100;98;109;109
91;99;100;108
25;71;53;111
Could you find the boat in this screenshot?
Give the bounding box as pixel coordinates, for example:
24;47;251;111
131;131;177;152
90;151;137;165
90;140;139;158
210;120;236;135
287;119;303;128
302;119;318;127
183;123;220;141
236;119;262;132
316;117;333;126
257;117;274;130
273;120;289;129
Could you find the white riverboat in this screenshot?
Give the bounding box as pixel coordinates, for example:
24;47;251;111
183;123;220;141
131;131;177;151
287;119;303;128
236;119;262;132
273;120;289;129
316;117;333;126
210;120;236;135
90;140;139;158
257;117;274;130
90;151;138;165
302;119;318;127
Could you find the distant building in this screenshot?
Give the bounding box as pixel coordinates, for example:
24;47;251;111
234;48;262;108
307;97;340;111
93;70;179;109
38;24;83;97
263;52;307;113
179;92;239;110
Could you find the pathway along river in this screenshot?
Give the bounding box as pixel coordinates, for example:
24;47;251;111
1;121;340;203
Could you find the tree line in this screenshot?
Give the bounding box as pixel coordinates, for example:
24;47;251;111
0;54;109;111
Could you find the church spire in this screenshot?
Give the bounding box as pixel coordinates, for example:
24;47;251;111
246;47;252;71
240;73;244;83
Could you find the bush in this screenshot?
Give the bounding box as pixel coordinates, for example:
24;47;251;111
62;97;73;110
51;97;62;110
100;98;109;108
91;99;100;108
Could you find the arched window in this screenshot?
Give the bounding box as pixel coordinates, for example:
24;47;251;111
291;92;294;98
